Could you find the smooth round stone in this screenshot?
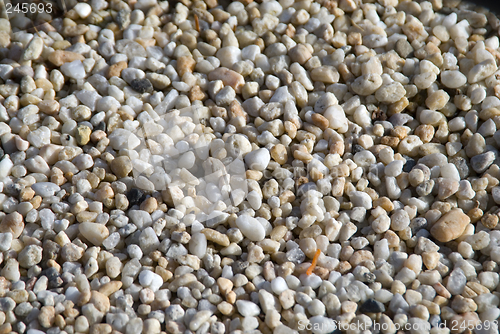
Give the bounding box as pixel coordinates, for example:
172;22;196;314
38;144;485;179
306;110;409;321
79;222;109;246
270;277;288;295
235;215;265;242
441;70;467;88
244;148;270;171
216;46;242;68
323;105;348;130
17;245;42;268
189;233;207;258
74;2;92;18
235;300;260;317
31;182;61;197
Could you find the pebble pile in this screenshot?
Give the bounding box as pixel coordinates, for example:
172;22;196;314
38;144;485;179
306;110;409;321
3;0;500;333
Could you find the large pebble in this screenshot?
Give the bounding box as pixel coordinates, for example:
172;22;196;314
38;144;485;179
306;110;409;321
351;74;383;96
430;208;470;243
235;215;265;242
208;67;245;93
79;222;110;246
244;148;270;171
235;300;261;317
0;212;24;238
441;70;467;88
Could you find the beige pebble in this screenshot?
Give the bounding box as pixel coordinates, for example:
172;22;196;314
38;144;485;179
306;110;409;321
0;212;24;239
110;156;133;178
48;50;85;66
207;67;245;93
430;208;470;243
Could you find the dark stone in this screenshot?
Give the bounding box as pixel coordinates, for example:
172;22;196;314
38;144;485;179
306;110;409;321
116;9;131;29
360;298;385;313
470;151;495;174
126;188;146;207
232;260;249;274
450;157;469;179
43;267;63;289
43;240;60;260
395;39;414;58
352;144;364;155
410;217;428;234
416;180;435;197
12;66;34;79
95;121;106;132
403;156;416;173
130;78;153;94
364;272;376;283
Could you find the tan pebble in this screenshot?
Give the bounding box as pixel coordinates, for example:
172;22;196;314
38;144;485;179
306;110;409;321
177;56;196;77
201;228;230;247
110;156;133;178
189;85;207;102
0;324;11;334
30;195;42;210
415;124;435;143
373;197;394;212
207;67;245;93
94;185;114;202
75;125;91;146
48;50;85;66
466;281;489;295
90;291;110;313
98;281;122;297
140;197;158;213
349;250;374;267
38;305;56;328
20;187;35;201
217;277;233;296
288;44;312;64
217;301;234;315
79;222;109;246
270;144;288;164
422;251;440;270
430;208;470;243
38;100;60;115
0;212;24;238
311;113;329;130
391;126;408;140
481;213;498;229
433;282;451;299
107;61;128;78
381;136;400;148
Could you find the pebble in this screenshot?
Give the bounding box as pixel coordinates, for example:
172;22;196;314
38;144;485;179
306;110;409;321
430;209;471;243
79;222;109;246
110;156;133;178
235;300;261;317
130;78;153;94
244;148;270;171
236;215;266;242
60;60;87;80
441;70;467;88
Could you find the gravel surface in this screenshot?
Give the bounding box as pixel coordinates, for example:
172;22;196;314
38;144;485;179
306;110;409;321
2;0;500;333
